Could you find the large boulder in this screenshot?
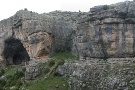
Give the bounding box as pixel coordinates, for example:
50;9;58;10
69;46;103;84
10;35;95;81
25;58;44;80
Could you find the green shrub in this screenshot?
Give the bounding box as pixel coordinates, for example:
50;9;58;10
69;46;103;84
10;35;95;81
103;5;109;10
0;85;3;90
0;82;6;90
48;60;55;67
129;79;135;89
24;8;28;11
22;67;26;72
0;79;6;86
5;71;24;88
44;67;50;74
0;69;5;76
14;71;24;79
0;67;25;89
51;52;76;60
6;78;16;87
16;80;23;88
6;70;24;84
58;59;65;66
53;71;62;77
6;74;12;79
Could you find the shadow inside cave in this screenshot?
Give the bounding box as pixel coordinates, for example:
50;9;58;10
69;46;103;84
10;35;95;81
2;37;30;65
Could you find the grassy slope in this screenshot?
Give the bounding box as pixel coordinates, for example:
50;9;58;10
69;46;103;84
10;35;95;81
26;52;76;90
0;52;76;90
51;52;77;63
4;66;16;76
51;52;76;60
27;76;68;90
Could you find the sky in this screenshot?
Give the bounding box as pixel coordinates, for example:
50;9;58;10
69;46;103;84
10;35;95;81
0;0;132;21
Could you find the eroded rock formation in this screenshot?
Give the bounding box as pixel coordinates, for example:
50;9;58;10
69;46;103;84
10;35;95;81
0;10;82;61
72;1;135;60
0;1;135;62
58;58;135;90
0;1;135;90
56;1;135;90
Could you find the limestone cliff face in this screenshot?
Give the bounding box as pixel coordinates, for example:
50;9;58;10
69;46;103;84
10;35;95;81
0;10;82;60
0;10;53;60
72;1;135;59
0;1;135;61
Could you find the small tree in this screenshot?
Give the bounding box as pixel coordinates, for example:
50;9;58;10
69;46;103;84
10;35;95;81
103;5;109;10
24;8;28;11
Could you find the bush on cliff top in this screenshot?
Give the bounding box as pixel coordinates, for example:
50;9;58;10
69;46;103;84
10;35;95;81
103;5;110;10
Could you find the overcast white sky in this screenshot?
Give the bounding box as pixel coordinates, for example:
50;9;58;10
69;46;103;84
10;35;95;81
0;0;132;21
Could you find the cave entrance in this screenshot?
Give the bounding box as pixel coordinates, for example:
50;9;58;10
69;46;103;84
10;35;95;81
2;37;30;65
13;53;23;65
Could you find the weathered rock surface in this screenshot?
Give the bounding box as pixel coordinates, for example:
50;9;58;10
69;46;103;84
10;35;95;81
0;1;135;90
72;1;135;59
25;58;45;80
0;10;53;60
0;1;135;61
58;58;135;90
0;10;83;60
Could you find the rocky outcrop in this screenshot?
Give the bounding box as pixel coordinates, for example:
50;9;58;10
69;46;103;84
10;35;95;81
0;10;83;61
58;58;135;90
55;2;135;89
0;10;53;61
72;1;135;59
25;58;45;80
48;11;86;52
0;0;135;62
1;1;135;90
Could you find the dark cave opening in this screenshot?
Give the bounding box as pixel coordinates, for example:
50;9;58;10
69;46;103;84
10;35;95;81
13;53;23;65
2;37;30;65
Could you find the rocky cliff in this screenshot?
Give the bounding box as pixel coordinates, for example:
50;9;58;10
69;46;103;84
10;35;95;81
57;1;135;90
0;10;52;60
0;10;85;61
1;1;135;61
73;1;135;60
0;1;135;90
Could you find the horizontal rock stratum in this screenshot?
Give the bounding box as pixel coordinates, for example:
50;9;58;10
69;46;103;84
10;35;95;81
73;1;135;59
0;1;135;62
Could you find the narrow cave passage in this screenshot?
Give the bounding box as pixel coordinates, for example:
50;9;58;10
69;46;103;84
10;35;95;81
2;37;30;65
